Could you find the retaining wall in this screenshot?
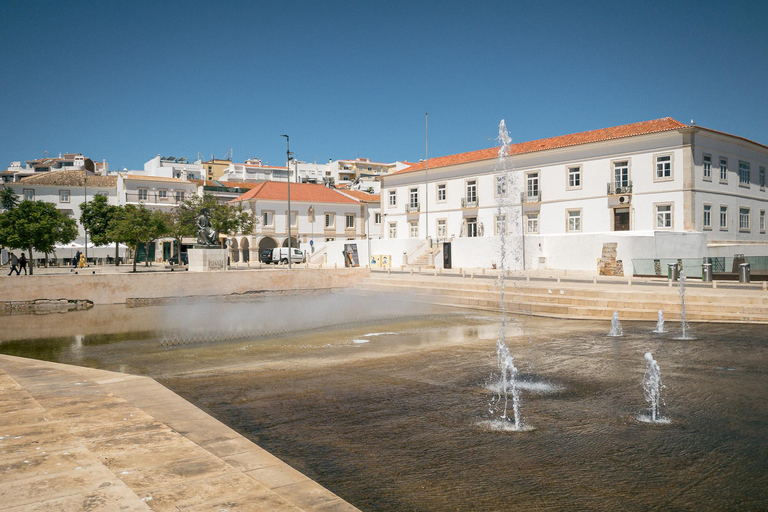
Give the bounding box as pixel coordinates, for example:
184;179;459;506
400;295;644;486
0;268;370;305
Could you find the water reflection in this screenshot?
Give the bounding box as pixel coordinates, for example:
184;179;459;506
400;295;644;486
1;301;767;511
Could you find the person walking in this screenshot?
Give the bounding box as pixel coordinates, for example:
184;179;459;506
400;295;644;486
7;252;20;276
73;250;81;268
18;253;27;275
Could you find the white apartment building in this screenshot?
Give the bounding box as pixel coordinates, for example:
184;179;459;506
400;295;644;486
3;170;121;263
381;118;768;274
142;155;203;180
229;181;365;263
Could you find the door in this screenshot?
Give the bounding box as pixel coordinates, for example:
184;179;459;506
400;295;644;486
443;242;452;269
163;242;172;261
614;208;630;231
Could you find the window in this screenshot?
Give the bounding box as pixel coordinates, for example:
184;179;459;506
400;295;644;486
262;211;274;227
59;190;70;203
374;213;381;225
761;167;766;189
466;217;478;237
655;154;672;180
567;209;582;232
388;223;397;238
23;189;34;201
526;172;539;200
567;166;581;189
495;175;507;196
409;221;419;238
157;189;167;200
614;161;630;189
325;213;335;228
761;210;766;233
175;191;185;202
437;219;447;238
465;180;477;206
703;204;712;229
437;183;446;202
409;188;419;209
655;204;672;229
495;214;506;235
720;206;728;230
138;188;148;201
703;155;712;180
720;158;728;182
526;213;539;234
325;237;335;242
739;207;750;231
346;214;355;229
388;190;396;207
739;161;750;185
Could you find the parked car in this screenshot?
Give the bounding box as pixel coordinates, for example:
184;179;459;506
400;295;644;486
259;249;274;264
263;247;305;265
168;252;188;265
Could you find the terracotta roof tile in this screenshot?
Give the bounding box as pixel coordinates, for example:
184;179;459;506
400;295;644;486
232;182;359;204
338;189;380;202
393;117;688;175
18;170;117;187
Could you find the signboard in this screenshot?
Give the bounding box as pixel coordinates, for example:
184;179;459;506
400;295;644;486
343;243;360;267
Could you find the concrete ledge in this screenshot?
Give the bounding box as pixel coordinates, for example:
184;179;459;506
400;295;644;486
0;355;360;511
0;268;370;305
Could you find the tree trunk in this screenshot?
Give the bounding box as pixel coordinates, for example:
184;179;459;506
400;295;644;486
27;245;34;276
115;241;120;266
145;241;150;267
132;237;138;272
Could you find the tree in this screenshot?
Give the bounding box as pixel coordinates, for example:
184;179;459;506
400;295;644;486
0;187;19;211
172;193;255;249
80;194;121;265
0;200;78;275
107;205;168;272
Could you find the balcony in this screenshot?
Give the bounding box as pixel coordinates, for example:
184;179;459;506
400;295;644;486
406;203;420;213
461;197;478;208
607;181;633;195
520;190;542;203
125;191;185;205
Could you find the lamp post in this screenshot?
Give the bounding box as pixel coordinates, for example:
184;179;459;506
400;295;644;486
83;170;88;265
281;134;293;270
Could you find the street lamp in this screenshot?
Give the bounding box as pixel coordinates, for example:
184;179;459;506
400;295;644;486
281;134;293;270
83;170;88;266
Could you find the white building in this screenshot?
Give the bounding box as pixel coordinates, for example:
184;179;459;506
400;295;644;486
3;170;121;263
380;118;768;275
229;181;366;263
142;155;203;180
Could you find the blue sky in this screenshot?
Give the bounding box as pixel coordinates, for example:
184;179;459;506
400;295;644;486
1;0;766;171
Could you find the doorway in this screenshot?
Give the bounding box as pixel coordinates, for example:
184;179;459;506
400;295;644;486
613;208;630;231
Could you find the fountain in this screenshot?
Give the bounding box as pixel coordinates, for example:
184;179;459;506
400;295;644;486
653;308;667;333
486;119;529;431
608;310;623;336
678;270;691;339
639;352;670;424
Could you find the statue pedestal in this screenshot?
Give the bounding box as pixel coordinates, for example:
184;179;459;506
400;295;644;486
188;247;228;272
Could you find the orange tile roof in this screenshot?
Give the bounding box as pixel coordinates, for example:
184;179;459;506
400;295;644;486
231;181;359;204
338;189;380;202
394;117;688;175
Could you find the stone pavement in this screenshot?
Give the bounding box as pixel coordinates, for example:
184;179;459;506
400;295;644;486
0;355;359;512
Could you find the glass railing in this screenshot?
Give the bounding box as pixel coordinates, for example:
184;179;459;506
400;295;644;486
632;256;768;277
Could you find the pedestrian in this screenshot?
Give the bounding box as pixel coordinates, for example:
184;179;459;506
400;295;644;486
73;250;81;268
18;253;27;275
79;253;86;268
7;252;20;276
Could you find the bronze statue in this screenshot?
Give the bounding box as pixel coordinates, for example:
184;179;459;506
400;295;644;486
197;209;218;246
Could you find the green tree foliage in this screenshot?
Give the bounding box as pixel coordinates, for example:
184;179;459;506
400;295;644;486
172;193;255;248
79;194;122;264
107;205;168;272
0;200;78;275
0;188;19;211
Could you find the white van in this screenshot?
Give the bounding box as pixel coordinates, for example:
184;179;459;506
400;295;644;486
270;247;305;264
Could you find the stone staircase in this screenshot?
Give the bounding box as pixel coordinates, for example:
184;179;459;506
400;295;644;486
353;273;768;324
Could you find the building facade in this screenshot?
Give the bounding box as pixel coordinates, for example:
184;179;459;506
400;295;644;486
381;118;768;274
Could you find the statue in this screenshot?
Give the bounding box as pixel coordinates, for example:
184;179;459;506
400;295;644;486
196;209;218;246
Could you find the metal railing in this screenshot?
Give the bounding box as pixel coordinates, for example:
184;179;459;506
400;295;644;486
520;191;542;203
406;203;420;213
461;197;478;208
607;181;633;195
